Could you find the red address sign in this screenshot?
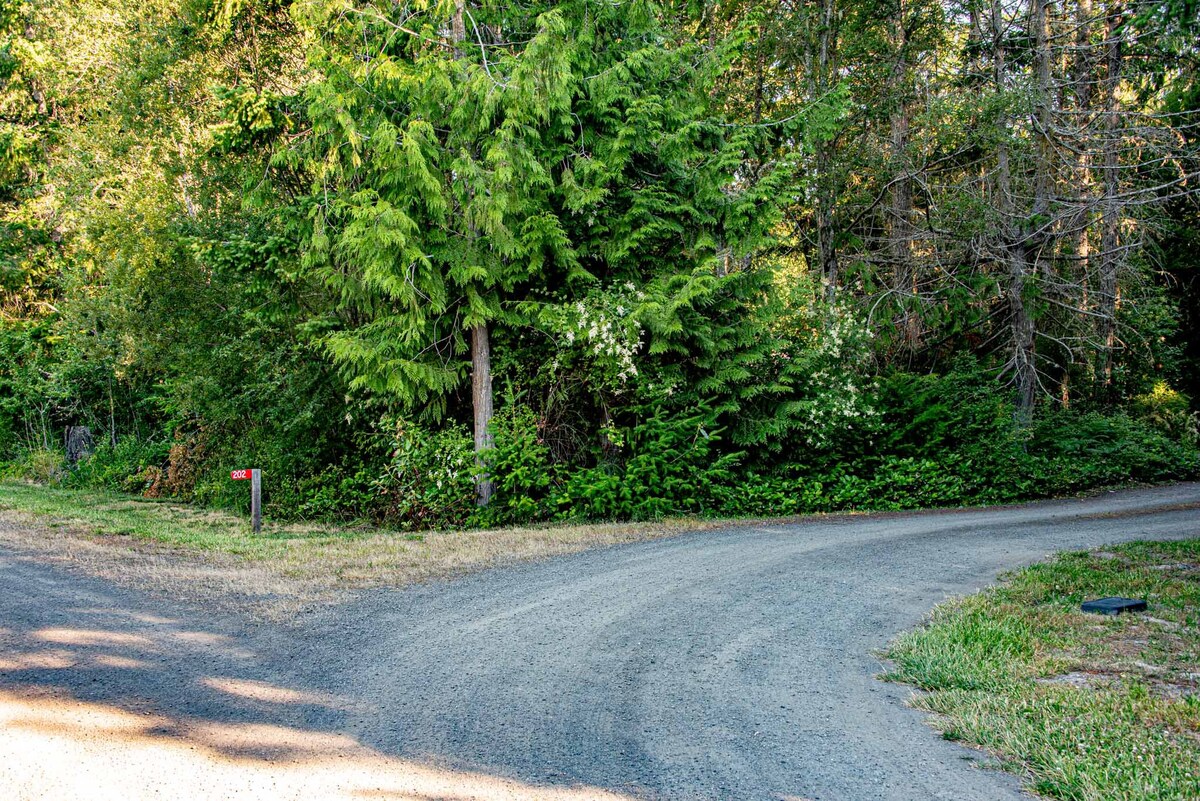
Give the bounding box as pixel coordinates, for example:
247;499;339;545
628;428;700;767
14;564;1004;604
231;469;252;481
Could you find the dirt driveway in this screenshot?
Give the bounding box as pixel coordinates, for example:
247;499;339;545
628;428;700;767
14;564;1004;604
2;484;1199;800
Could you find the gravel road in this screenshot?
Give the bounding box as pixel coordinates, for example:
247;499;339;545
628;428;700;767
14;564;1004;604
3;483;1199;801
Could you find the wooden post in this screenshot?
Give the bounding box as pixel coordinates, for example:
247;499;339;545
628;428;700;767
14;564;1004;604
251;469;262;534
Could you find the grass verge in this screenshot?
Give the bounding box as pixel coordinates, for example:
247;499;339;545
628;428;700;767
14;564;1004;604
884;539;1200;800
0;481;724;619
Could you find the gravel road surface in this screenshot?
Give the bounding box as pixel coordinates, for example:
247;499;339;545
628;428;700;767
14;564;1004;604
2;483;1199;800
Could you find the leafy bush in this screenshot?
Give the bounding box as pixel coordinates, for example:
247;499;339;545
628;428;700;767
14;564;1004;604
717;477;793;516
5;357;1197;530
3;448;68;484
62;438;171;494
552;408;741;521
782;363;1200;514
275;463;380;522
377;419;476;530
1131;381;1197;443
1029;410;1200;493
875;359;1020;459
470;406;559;527
826;457;969;511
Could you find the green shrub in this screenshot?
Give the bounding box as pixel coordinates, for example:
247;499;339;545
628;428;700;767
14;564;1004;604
713;474;823;517
377;419;476;530
3;448;68;484
7;358;1197;529
1030;410;1200;493
62;438;171;493
470;406;559;528
552;408;741;521
278;463;380;522
1131;381;1196;442
827;457;968;511
875;359;1019;459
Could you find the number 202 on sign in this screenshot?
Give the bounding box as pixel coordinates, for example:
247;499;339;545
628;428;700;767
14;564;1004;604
231;469;251;481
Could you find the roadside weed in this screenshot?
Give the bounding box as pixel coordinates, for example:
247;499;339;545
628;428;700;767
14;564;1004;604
886;540;1200;800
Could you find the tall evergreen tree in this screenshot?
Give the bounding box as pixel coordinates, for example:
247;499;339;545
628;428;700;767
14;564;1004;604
292;0;780;504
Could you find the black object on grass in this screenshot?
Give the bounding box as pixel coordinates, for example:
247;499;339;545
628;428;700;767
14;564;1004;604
1081;597;1148;615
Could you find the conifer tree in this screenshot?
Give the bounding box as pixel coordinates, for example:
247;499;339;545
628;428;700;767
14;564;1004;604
292;0;781;504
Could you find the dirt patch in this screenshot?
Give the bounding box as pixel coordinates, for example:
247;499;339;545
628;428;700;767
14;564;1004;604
0;513;338;622
1036;671;1109;689
0;505;730;622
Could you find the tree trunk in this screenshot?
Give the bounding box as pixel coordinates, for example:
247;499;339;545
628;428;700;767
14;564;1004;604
1011;282;1038;425
1025;0;1058;407
889;0;918;348
65;426;94;465
1097;0;1123;393
452;0;496;506
815;0;839;302
993;0;1038;425
890;111;917;346
471;322;495;506
816;156;838;302
452;0;466;49
968;0;985;79
1068;0;1094;329
1072;0;1095;111
1029;0;1055;282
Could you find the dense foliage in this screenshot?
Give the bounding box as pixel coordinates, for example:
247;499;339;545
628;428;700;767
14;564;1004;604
1;0;1197;527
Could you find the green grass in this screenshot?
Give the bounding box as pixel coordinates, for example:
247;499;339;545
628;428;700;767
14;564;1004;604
885;540;1200;800
0;480;730;598
0;481;355;559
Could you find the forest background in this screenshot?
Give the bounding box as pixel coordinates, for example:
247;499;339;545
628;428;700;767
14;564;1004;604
2;0;1198;529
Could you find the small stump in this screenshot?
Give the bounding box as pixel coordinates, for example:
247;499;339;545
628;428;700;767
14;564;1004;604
65;426;94;464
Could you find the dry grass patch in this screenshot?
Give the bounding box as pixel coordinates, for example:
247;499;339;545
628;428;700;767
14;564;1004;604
0;482;724;619
274;518;721;587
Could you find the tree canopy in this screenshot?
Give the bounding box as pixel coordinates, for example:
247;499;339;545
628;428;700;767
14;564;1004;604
1;0;1198;524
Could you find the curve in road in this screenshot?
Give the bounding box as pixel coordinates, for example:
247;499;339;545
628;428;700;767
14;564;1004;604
2;483;1199;800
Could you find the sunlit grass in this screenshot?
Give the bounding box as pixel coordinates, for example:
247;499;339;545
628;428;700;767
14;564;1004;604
0;481;724;606
0;481;352;559
885;540;1200;800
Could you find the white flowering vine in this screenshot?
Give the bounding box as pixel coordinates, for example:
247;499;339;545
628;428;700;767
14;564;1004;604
544;282;645;386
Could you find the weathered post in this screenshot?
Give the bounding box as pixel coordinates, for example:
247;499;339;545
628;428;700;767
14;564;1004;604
251;468;262;535
230;468;262;534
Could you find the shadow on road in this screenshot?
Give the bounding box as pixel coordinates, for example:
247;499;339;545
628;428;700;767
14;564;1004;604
7;485;1200;801
0;566;633;801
